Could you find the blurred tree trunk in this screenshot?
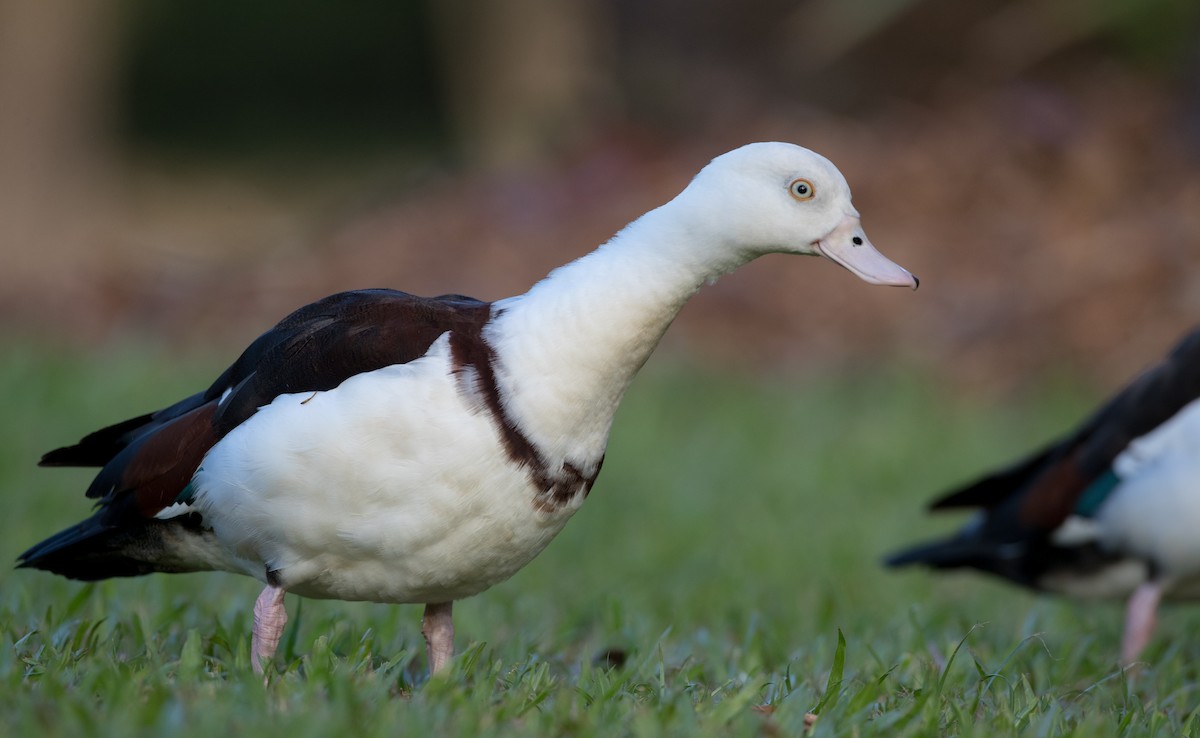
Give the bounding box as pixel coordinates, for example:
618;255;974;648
429;0;618;170
0;0;118;278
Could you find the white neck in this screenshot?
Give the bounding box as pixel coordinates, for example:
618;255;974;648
486;195;752;466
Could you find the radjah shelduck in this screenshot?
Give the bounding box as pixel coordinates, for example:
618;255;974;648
20;142;918;676
887;328;1200;664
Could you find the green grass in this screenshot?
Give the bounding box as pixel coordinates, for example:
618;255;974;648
4;341;1200;736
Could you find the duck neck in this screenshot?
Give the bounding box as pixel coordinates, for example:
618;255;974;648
487;198;751;465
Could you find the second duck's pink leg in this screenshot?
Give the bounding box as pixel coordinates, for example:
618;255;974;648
1121;581;1163;665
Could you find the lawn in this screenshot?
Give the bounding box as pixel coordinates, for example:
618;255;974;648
3;341;1200;736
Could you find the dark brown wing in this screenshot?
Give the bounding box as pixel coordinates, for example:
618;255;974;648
20;289;491;579
886;327;1200;587
931;327;1200;529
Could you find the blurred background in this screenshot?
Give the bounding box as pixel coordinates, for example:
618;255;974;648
2;0;1200;385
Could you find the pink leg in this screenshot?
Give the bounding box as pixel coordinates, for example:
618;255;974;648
252;584;289;675
422;601;455;674
1121;581;1163;665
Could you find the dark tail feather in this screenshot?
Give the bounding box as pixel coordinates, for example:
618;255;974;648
18;516;152;580
40;390;210;468
40;413;156;467
17;512;212;581
929;445;1057;511
884;533;1042;590
884;536;983;570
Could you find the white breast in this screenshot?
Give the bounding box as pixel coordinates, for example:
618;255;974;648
190;334;584;604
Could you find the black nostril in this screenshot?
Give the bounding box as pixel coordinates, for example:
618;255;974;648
851;236;863;246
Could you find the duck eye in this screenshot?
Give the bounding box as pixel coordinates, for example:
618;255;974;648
789;178;815;201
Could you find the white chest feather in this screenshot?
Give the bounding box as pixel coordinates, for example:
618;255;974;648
1096;398;1200;577
191;335;587;604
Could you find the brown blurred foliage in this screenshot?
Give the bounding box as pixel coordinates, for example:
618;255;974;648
1;0;1199;393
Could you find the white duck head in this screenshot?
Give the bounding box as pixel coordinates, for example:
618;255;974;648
674;142;918;289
